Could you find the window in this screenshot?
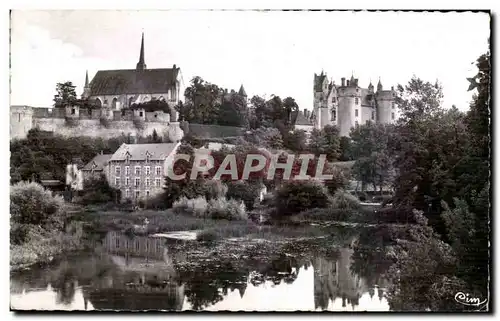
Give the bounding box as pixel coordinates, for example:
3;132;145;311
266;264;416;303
331;110;337;121
145;166;151;175
134;178;140;187
125;177;130;186
355;109;359;117
135;190;140;198
125;166;130;175
135;240;140;251
115;166;121;176
125;189;130;198
139;111;144;117
372;112;375;120
145;178;151;187
18;114;20;122
155;178;161;187
115;177;120;187
135;166;141;175
392;102;395;109
392;112;395;120
115;237;120;248
355;98;359;105
332;97;336;103
71;108;76;115
104;99;108;106
146;190;150;198
155;166;162;176
125;155;130;164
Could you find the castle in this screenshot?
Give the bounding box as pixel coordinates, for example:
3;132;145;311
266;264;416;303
10;33;184;142
313;72;397;137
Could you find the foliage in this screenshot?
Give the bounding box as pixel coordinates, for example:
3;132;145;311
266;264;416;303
308;125;341;161
284;129;308;152
53;81;77;108
331;189;361;211
206;197;247;221
10;181;66;232
129;99;171;113
80;175;121;205
203;180;228;200
172;196;209;218
394;76;444;122
226;180;262;211
196;229;219;242
244;127;284;150
272;180;333;219
338;136;353;161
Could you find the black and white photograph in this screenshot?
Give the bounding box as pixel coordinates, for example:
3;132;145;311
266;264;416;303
7;6;491;313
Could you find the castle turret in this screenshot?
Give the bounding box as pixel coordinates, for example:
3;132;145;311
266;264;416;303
368;80;374;93
136;32;147;70
375;79;396;124
377;78;383;92
337;75;362;137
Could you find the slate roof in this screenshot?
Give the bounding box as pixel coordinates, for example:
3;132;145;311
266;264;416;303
294;111;314;126
89;68;179;96
82;154;113;171
110;143;179;161
238;85;247;97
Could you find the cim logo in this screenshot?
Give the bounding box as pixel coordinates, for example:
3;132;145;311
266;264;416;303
454;292;487;307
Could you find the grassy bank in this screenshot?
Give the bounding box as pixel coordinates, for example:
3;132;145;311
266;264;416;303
81;208;329;242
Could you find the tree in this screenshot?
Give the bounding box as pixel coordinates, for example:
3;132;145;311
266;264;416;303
182;76;222;124
244;127;284;150
218;93;248;127
53;81;77;108
308;125;341;161
394;76;444;122
284;129;307;152
273;180;333;218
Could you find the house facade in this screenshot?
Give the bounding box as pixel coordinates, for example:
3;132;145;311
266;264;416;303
107;142;181;202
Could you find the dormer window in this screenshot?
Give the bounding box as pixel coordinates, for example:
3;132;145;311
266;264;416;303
125;151;131;164
145;151;152;163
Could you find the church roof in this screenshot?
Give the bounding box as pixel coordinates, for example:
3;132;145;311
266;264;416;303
89;68;179;96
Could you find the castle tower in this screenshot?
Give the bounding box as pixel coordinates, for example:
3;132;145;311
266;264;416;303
375;78;396;124
238;84;248;106
313;71;331;129
337;75;362;137
136;32;147;70
368;80;374;93
82;70;91;99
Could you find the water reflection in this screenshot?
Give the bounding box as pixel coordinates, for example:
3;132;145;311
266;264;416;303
11;230;391;311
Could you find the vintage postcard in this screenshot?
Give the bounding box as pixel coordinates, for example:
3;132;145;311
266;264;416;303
9;9;491;312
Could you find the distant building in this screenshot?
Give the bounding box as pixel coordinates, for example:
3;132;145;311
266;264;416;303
82;32;183;122
81;153;113;184
293;109;315;135
313;72;397;137
108;142;181;202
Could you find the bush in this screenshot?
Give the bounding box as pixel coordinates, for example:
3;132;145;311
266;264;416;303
206;198;247;221
10;181;66;229
80;175;121;205
332;189;361;210
196;229;219;243
273;180;333;219
172;196;208;217
203;180;228;200
226;181;261;210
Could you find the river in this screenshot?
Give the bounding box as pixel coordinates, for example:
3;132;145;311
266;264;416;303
10;228;392;312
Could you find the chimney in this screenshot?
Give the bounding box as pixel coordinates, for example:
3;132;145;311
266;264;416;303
391;86;394;91
346;80;350;86
173;64;176;70
341;77;345;87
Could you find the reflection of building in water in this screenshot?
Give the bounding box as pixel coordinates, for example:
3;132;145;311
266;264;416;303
104;230;167;261
84;231;185;311
313;247;369;310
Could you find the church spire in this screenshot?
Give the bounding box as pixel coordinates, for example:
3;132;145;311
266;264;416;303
136;32;147;70
84;70;89;87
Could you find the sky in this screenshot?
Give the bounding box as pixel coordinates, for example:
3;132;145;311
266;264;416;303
10;10;490;111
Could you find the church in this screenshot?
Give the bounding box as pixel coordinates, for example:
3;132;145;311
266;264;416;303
81;33;184;113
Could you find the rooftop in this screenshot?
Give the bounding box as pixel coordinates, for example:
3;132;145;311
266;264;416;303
110;143;179;161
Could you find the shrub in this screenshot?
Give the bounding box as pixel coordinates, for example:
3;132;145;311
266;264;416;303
172;196;208;218
203;180;228;200
273;180;333;219
196;229;219;243
332;189;361;210
80;175;121;205
10;181;66;229
206;198;247;221
226;181;261;210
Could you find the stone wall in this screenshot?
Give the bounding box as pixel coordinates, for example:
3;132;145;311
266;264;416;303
33;118;183;142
